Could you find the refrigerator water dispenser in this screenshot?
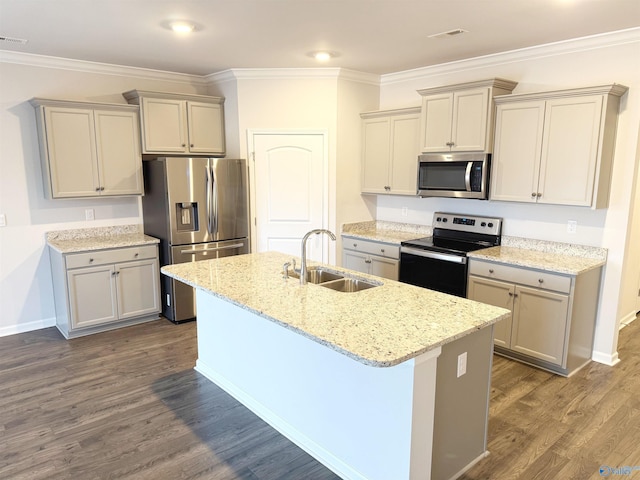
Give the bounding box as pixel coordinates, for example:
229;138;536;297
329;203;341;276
176;202;198;231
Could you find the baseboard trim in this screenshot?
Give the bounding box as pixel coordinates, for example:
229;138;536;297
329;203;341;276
447;451;490;480
619;311;638;329
591;350;620;366
0;317;56;337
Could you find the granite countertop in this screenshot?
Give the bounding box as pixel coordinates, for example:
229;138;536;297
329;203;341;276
161;251;509;368
46;225;159;254
343;220;607;275
467;245;606;275
341;220;431;244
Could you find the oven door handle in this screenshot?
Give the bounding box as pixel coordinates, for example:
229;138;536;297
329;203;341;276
401;247;467;264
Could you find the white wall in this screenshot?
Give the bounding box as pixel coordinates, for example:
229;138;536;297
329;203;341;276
376;30;640;364
0;56;208;335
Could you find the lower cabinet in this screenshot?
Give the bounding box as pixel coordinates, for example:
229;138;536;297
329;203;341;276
341;236;399;280
468;258;601;376
50;244;161;338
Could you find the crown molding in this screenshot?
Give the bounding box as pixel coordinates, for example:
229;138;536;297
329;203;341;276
381;27;640;86
0;50;207;86
206;68;380;86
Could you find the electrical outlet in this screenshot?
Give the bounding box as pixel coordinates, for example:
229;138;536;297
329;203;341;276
567;220;577;234
0;214;6;227
85;209;95;221
401;207;408;217
457;352;467;378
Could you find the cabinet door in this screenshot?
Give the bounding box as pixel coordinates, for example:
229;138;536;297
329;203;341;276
389;113;420;195
140;97;187;153
467;276;514;348
370;257;399;281
342;250;371;275
361;117;391;193
451;88;489;151
537;96;603;206
511;285;569;365
420;93;453;152
67;265;118;329
490;101;546;203
187;101;225;155
43;107;100;198
115;259;160;320
94;110;143;196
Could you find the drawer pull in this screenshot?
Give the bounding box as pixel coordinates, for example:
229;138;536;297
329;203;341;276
380;249;385;253
489;269;494;274
89;258;94;263
508;292;513;297
538;278;544;284
134;253;139;258
353;243;357;247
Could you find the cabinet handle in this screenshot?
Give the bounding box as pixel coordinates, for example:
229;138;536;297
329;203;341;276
96;187;101;192
537;193;542;198
182;143;186;147
190;144;194;148
365;258;372;264
101;187;105;191
531;192;536;198
446;141;454;147
514;293;519;298
508;292;513;297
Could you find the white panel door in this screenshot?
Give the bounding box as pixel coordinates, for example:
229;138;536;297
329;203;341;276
251;133;327;262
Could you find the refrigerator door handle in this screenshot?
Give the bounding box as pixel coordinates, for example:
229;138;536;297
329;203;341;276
206;166;214;235
211;164;219;236
180;243;245;254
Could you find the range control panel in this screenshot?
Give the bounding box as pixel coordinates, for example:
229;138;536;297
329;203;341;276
433;212;502;236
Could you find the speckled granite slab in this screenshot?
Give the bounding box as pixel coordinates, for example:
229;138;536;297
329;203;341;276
342;221;431;244
47;225;159;253
468;245;606;275
161;251;509;368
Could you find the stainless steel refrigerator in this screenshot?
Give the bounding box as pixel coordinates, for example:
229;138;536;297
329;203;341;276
142;157;249;323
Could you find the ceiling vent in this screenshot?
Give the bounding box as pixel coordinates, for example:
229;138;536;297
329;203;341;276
428;29;468;39
0;36;28;45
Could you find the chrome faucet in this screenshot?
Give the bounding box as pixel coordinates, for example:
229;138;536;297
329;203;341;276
300;229;336;285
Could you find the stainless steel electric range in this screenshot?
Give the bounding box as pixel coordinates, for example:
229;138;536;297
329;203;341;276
399;212;502;297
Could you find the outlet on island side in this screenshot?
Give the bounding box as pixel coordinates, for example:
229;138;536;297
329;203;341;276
567;220;577;234
402;207;408;217
457;352;467;378
85;209;95;221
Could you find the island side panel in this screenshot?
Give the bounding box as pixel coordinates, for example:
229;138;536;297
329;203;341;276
194;291;442;480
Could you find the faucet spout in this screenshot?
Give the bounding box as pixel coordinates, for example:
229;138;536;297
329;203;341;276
300;229;337;285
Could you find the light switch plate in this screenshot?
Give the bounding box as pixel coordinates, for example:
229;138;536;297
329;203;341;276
0;214;5;227
457;352;467;378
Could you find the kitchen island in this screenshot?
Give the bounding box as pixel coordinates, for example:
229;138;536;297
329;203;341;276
162;251;509;480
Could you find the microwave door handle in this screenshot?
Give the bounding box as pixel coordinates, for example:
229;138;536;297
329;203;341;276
465;162;473;192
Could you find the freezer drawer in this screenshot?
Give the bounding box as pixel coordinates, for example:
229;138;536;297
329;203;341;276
163;239;249;322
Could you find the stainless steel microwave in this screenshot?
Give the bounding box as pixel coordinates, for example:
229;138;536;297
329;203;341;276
417;153;490;199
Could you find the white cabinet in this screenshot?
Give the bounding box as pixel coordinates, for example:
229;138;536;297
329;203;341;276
417;78;517;153
491;84;628;209
123;90;225;156
360;107;420;195
468;258;601;376
30;99;143;199
342;236;399;280
49;245;161;338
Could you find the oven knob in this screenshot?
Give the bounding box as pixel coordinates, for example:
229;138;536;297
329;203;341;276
488;222;494;228
442;218;448;223
436;217;442;222
481;222;487;227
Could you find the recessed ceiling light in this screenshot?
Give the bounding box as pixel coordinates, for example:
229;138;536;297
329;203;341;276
169;21;196;33
428;29;468;39
308;51;338;62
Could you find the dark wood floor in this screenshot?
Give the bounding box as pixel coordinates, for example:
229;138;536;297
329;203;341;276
1;317;639;480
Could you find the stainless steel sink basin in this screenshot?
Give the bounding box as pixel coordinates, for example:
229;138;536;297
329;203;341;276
288;267;344;284
319;278;379;293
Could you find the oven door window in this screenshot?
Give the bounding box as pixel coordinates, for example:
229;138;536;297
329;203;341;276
399;252;468;297
419;162;468;191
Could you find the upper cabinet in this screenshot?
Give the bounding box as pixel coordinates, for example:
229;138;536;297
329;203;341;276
361;107;421;195
417;78;518;153
123;90;226;156
491;85;628;209
30;98;143;199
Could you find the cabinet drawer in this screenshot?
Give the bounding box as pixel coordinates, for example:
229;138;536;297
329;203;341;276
66;245;157;269
469;260;571;294
342;237;400;259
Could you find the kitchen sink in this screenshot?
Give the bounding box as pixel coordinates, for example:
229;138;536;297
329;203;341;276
319;278;379;293
288;267;344;284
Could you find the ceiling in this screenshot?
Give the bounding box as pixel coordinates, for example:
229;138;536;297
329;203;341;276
1;0;639;77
